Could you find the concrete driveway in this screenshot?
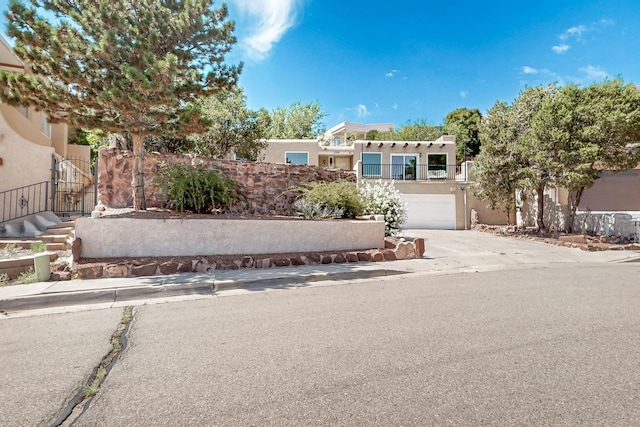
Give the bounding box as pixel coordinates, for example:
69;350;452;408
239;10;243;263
404;229;640;274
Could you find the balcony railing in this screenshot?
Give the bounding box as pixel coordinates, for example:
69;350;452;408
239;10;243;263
1;181;51;224
360;164;467;181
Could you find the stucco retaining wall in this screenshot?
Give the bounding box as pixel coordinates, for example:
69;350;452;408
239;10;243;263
76;217;385;258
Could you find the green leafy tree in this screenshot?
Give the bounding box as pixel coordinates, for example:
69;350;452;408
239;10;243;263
187;88;271;160
377;119;443;141
444;108;482;162
68;128;109;166
531;80;640;231
0;0;241;210
474;102;520;224
268;101;326;139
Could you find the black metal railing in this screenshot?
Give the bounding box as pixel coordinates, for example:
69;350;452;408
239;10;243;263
360;164;467;181
0;181;51;224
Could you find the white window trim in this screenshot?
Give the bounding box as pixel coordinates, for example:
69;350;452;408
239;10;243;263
285;151;309;165
361;152;382;178
391;153;419;180
40;112;51;138
426;153;448;180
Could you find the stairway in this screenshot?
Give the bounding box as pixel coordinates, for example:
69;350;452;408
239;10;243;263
0;212;77;252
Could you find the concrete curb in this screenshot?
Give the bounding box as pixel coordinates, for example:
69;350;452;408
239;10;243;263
0;283;213;312
0;268;408;312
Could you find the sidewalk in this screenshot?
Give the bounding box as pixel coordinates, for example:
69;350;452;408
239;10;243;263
0;260;424;313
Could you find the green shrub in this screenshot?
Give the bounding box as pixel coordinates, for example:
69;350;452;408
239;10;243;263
30;242;46;253
293;180;364;218
17;268;38;284
157;164;243;213
293;199;344;219
0;273;9;286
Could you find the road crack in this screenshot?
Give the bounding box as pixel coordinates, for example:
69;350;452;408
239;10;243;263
50;306;134;427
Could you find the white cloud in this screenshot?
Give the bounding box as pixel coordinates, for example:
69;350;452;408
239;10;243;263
553;19;615;54
392;103;398;110
560;25;587;41
459;91;468;99
231;0;302;61
357;104;370;118
522;66;539;74
579;65;608;81
552;44;570;54
385;69;399;78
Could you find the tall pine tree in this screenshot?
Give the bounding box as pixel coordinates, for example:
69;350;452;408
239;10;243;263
0;0;241;210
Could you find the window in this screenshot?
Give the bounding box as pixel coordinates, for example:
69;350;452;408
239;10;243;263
333;136;341;146
427;154;448;179
40;112;51;138
285;152;309;165
362;152;382;177
15;106;30;118
391;154;417;180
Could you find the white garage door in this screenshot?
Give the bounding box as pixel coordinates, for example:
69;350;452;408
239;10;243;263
403;194;456;229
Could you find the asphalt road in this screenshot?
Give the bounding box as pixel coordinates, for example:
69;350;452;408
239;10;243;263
78;263;640;426
2;230;639;426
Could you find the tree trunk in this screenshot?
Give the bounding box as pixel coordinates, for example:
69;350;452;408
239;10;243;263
536;187;545;231
566;187;585;233
131;133;146;211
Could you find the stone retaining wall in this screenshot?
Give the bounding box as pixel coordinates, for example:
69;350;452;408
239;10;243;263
75;237;425;279
97;148;355;215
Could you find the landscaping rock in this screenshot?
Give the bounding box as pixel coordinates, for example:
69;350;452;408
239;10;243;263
414;238;425;258
346;253;358;263
371;252;384;262
159;260;180;275
383;250;397;261
104;264;129;278
71;238;82;262
131;263;158;277
334;253;347;263
357;252;371;262
76;264;104;279
395;241;416;260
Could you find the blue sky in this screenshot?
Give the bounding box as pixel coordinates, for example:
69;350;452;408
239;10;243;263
2;1;640;128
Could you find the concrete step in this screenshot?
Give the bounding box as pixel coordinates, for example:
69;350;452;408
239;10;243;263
45;242;66;251
45;227;74;236
48;220;75;229
40;235;68;244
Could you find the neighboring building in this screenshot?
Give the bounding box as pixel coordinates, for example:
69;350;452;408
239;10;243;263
1;35;92;224
261;121;505;230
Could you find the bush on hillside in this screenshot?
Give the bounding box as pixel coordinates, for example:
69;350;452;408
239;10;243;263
156;164;243;213
293;180;364;218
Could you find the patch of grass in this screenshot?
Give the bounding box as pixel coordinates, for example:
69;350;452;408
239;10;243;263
0;273;9;286
16;268;38;284
83;386;98;398
30;242;47;253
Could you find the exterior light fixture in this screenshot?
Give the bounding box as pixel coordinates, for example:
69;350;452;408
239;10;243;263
415;143;421;147
391;142;396;147
403;142;409;147
428;142;433;147
366;142;371;147
378;142;383;147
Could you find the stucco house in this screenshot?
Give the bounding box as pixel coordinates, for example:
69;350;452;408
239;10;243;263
261;121;503;230
1;35;92;227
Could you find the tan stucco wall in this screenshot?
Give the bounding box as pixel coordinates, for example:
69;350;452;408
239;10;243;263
0;110;54;194
579;169;640;211
76;217;385;258
262;139;322;166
